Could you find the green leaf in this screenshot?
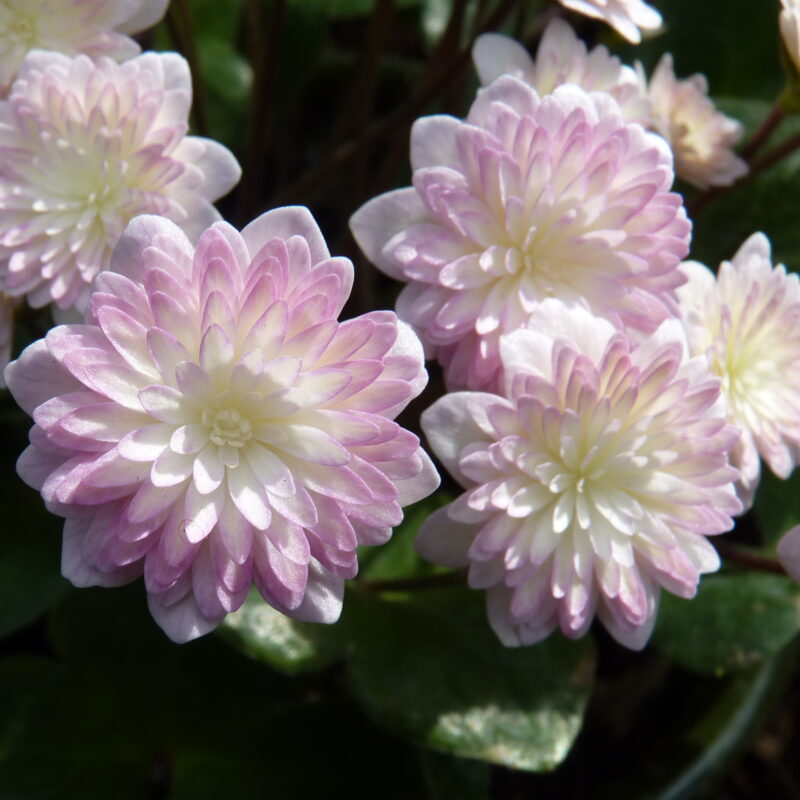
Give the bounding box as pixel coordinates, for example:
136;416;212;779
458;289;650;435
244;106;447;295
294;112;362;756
688;141;800;269
653;573;800;675
27;586;431;799
0;399;66;638
753;469;800;550
220;494;454;675
605;645;798;800
345;587;595;772
219;587;347;675
0;520;65;639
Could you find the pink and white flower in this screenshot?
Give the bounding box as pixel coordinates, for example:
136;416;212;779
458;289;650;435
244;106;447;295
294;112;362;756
677;233;800;506
473;20;651;125
555;0;662;44
351;78;690;391
648;54;747;189
5;208;439;643
0;50;241;312
417;300;741;650
0;0;168;91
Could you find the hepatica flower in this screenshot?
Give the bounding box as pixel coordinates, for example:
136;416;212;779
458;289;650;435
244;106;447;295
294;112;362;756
555;0;662;44
0;0;168;91
351;78;690;391
5;208;439;642
417;301;740;649
473;20;651;125
677;233;800;506
0;50;241;311
648;54;747;189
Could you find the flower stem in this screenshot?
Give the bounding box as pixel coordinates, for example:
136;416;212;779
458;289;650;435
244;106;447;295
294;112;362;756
272;0;522;205
236;0;286;222
329;0;396;146
686;97;796;220
748;128;800;176
739;100;786;161
166;0;208;136
715;541;787;576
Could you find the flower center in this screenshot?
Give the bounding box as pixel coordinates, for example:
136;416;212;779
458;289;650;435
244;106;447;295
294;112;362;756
5;15;35;47
202;407;253;448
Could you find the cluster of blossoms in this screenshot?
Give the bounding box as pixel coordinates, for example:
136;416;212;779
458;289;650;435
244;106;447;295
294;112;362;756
351;11;800;649
0;0;239;368
472;19;747;191
4;0;800;654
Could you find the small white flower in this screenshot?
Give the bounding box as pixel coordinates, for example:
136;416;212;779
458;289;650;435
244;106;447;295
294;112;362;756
648;54;747;189
677;233;800;506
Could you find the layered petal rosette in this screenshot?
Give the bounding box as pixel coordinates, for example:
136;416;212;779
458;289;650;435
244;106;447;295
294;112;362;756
0;0;168;91
677;233;800;506
555;0;661;44
648;54;747;189
351;78;691;391
0;50;241;311
417;300;741;650
473;20;651;125
5;209;439;642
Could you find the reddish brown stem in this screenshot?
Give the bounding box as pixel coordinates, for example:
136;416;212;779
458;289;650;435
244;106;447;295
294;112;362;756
715;541;787;576
740;101;786;161
167;0;208;136
749;128;800;176
236;0;286;222
273;0;522;205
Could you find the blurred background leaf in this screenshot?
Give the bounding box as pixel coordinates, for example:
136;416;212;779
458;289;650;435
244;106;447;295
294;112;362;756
653;574;800;676
345;587;596;772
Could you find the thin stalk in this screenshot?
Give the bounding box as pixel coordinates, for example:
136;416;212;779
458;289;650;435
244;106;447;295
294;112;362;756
330;0;396;146
715;541;787;576
749;127;800;176
429;0;469;69
688;125;800;219
237;0;286;222
273;0;521;205
685;97;797;220
168;0;208;136
739;100;786;161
